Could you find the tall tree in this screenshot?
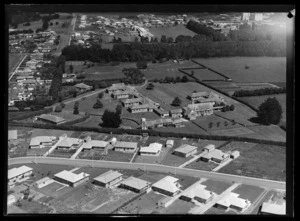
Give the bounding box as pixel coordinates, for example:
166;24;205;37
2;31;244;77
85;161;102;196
101;109;122;128
257;97;282;125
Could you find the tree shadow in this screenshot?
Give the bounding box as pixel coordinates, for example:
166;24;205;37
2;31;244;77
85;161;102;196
248;117;269;126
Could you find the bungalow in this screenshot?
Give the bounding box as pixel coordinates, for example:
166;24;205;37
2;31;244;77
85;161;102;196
203;144;215;153
154;108;169;118
259;202;286;215
180;184;214;204
122;97;143;108
190;92;208;101
139;142;162;156
152;176;181;197
114;141;138;152
93;170;123;188
37;114;66;125
29;136;58;149
142;118;173;130
112;90;132;99
34;177;54;188
166;140;174;148
106;83;126;94
82;136;109;150
173;144;198;158
119;176;151;193
216;192;251;212
54;170;90;187
169;109;183;118
74;83;92;92
8;166;33;188
230;150;240;159
129;104;155;113
172;118;186;128
56;136;83;150
183;102;214;120
201;149;230;163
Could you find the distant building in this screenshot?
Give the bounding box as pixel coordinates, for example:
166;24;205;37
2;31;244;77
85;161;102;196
152;176;181;197
183;102;214;120
122;97;143;108
154;108;170;118
119;176;151;193
190;92;208;102
259;202;286;215
34;177;54;188
173;144;198;158
82;136;109;150
203;144;215;153
54;170;89;187
112;90;132;99
93;170;123;188
141;118;173;130
230;150;240;159
29;136;58;149
8;166;33;188
139;142;162;156
56;135;83;149
169;109;183;118
201;149;230;163
129;104;155;113
74;83;92;92
114;141;138;152
106;83;126;94
37;114;66;125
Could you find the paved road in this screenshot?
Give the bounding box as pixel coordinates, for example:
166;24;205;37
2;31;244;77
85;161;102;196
8;157;286;190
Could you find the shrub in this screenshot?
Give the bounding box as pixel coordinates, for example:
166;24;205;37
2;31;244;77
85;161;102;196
60;102;65;108
54;105;62;112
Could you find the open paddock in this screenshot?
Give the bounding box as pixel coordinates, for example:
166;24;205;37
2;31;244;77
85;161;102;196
232;184;266;203
218;143;286;181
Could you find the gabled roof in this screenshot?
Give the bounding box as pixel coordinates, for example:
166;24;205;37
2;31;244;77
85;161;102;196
204;149;229;161
174;144;197;154
114;141;137;149
57;137;83;147
38;114;66;124
93;170;123;184
182;184;213;200
152;176;180;194
120;176;151;190
30;136;57;146
217;192;249;209
122;97;143;104
54;170;89;183
8;166;33;179
130;104;154;110
140;142;162;154
261;202;286;215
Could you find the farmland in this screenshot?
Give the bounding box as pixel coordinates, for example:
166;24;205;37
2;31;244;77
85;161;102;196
218;142;286;181
148;24;196;39
193;57;286;83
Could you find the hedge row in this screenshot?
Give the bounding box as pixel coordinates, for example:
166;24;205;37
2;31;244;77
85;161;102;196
60;113;90;126
8;107;53;121
8;122;286;146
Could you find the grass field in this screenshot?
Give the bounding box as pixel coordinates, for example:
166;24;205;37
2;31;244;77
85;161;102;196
9;53;26;75
102;149;134;162
193;57;286;83
218;143;286;181
201;179;233;195
242;125;286;142
154;122;209;135
14;199;52;213
148;24;196;39
184;68;225;81
160;199;194;214
232;184;266;203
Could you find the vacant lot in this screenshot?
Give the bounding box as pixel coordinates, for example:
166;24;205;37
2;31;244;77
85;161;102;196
194;57;286;83
48;149;76;158
8;126;32;158
201;179;233;195
159;199;195;214
232;184;266;203
185;159;217;171
9;53;26;75
148;24;196;39
218;143;286;181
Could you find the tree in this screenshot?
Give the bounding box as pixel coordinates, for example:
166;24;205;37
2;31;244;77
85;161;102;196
42;20;49;30
69;65;73;73
93;99;103;109
229;104;235;111
160;35;167;43
181;76;189;83
101;109;122;128
73;101;79;114
122;67;145;85
99;81;107;88
136;61;147;69
54;105;62;112
116;104;122;115
60;102;65;108
146;83;154;90
257;97;282;125
191;70;194;76
171;97;182;106
167;37;174;43
50;22;53;26
208;122;213;128
175;76;181;83
56;21;59;25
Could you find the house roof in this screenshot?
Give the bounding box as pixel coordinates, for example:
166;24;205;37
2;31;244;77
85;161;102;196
38;114;66;124
54;170;89;183
8;166;33;179
93;170;123;184
231;150;240;157
204;149;229;161
35;176;52;185
170;109;182;114
8;130;18;140
217;192;249;209
140;142;162;154
120;176;151;190
166;140;174;146
122;97;143;104
261;202;286;215
187;103;214;111
191;92;208;98
75;83;92;89
182;184;213;200
57;137;83;147
130;103;154;110
154;108;169;115
152;176;180;194
30;136;57;146
204;144;215;151
174;144;197;154
114;141;137;149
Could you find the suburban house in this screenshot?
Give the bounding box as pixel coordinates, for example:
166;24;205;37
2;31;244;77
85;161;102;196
154;108;170;118
189;92;208;102
54;170;90;187
183;102;214;120
152;176;182;197
129;104;155;113
122;97;143;108
112;90;133;99
230;150;240;159
114;141;138;152
259;202;286;215
180;184;214;204
141;118;173;130
165;140;174;148
119;176;151;193
106;83;126;94
8;166;33;188
82;136;109;150
139;142;163;156
56;135;83;150
34;177;54;188
172;118;186;128
37;114;66;125
29;136;58;149
215;192;251;212
93;170;123;188
201;149;230;163
203;144;215;153
173;144;198;158
169;109;183;118
74;83;92;92
8;130;18;141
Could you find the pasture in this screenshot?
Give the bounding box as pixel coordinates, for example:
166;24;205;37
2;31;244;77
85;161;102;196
148;24;196;39
193;57;286;83
218;143;286;181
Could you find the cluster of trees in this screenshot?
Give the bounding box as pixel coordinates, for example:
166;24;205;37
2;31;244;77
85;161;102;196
122;67;145;85
8;12;41;28
101;108;122;128
175;34;213;43
136;60;147;69
222;104;235;112
9;29;34;35
146;83;154;90
93;92;104;109
14;97;54;111
233;87;286;97
257;97;282;125
153;75;190;84
112;36;123;43
23;22;31;26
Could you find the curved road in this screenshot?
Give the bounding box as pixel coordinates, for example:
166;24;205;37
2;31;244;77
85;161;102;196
9;157;285;190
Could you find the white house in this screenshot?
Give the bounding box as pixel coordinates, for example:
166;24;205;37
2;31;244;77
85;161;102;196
139;142;162;156
180;184;214;204
93;170;123;188
56;135;83;150
173;144;198;158
54;170;89;187
34;177;54;188
29;136;58;149
201;149;230;163
114;141;138;152
259;202;286;215
152;176;181;196
8;166;33;188
216;192;251;212
119;176;151;193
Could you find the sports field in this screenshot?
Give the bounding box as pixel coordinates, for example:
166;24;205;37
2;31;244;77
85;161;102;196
193;57;286;83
